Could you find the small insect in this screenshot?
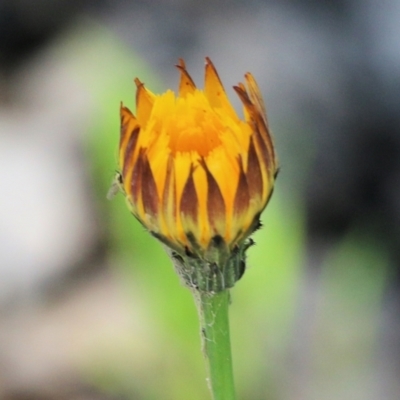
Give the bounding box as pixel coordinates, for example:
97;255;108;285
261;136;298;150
107;171;123;200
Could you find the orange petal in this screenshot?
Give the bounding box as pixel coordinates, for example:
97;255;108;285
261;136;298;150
176;58;196;97
204;57;238;120
134;78;155;127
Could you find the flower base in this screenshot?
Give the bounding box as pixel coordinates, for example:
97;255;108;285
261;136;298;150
167;237;254;293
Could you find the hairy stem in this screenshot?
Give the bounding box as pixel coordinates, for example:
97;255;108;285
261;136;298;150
194;289;236;400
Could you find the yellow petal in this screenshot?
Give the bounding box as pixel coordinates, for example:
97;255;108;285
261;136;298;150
204;57;238;120
205;146;239;214
135;78;155;127
176;58;196;97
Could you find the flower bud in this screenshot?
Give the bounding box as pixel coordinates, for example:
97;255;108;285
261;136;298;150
115;58;278;292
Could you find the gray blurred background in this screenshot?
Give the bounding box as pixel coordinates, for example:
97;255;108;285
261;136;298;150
1;0;399;399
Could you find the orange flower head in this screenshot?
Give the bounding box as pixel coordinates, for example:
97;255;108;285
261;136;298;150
116;58;278;292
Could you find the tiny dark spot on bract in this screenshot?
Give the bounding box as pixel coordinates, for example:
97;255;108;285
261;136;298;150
184;246;194;257
211;235;224;247
231;245;239;255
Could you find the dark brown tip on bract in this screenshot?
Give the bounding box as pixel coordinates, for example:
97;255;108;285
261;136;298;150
134;77;143;88
233;157;250;216
233;85;252;109
141;154;159;218
120;106;135;145
205;56;212;66
246;136;263;200
200;159;226;233
130;148;144;204
180;165;198;224
176;58;186;69
122;126;140;179
253;122;272;176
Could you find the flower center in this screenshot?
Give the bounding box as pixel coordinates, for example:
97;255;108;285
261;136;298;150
153;90;223;158
168;110;223;157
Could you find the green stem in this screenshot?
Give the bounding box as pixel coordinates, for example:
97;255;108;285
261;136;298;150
194;289;236;400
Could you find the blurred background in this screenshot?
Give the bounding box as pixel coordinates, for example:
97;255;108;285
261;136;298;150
0;0;399;399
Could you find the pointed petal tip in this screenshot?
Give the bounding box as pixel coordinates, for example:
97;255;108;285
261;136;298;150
120;104;135;119
232;85;242;95
244;73;267;117
204;57;220;79
205;57;217;73
176;58;186;69
176;58;196;95
233;85;252;109
134;77;143;88
233;82;247;96
204;58;239;119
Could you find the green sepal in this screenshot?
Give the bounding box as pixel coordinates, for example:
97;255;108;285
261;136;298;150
166;236;254;294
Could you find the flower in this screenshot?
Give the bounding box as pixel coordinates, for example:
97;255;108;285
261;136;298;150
116;58;278;292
